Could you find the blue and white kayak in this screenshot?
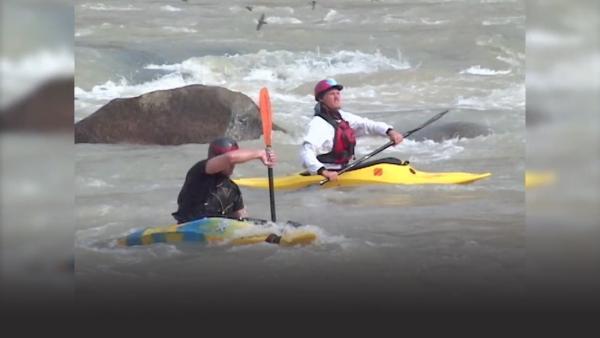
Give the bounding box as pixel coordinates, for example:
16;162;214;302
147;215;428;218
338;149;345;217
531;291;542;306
117;217;317;247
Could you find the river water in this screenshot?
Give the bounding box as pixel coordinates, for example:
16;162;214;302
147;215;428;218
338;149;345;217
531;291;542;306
73;0;525;311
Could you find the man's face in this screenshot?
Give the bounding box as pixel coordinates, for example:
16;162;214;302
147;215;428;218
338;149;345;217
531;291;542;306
320;89;342;110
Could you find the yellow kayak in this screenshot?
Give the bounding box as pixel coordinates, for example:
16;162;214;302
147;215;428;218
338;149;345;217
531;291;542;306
234;160;491;190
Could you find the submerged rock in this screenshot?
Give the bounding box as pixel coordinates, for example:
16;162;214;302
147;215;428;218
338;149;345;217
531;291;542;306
407;121;493;142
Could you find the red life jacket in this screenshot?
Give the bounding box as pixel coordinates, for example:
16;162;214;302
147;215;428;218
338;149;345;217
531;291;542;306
315;108;356;165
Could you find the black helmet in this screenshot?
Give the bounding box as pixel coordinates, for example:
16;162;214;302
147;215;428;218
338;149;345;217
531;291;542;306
208;137;239;158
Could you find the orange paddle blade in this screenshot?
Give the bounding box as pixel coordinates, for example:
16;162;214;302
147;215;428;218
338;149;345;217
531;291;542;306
259;87;273;147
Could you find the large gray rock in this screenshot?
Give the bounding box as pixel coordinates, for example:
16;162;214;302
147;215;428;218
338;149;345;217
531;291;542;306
75;85;266;145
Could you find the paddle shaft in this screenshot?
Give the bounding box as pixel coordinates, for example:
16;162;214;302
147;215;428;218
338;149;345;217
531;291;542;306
267;149;277;222
319;109;450;185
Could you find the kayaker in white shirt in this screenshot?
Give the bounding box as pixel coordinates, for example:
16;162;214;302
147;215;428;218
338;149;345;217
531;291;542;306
300;79;404;182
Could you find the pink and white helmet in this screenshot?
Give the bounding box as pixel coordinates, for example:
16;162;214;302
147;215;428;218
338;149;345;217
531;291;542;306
314;78;343;101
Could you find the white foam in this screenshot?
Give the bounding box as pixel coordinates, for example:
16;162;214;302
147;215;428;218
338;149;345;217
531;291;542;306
76;49;411;112
244;68;277;82
81;3;142;11
160;5;182;12
476;37;525;67
75;28;94;37
456;83;525;110
149;49;409;84
228;6;244;13
86;178;112;188
383;16;411;25
420;18;448;25
357;138;466;164
383;16;448;25
265;16;302;25
496;56;521;68
482;16;523;26
460;65;511;76
323;9;339;22
246;6;269;12
75;74;189;102
162;26;197;33
416;140;466;163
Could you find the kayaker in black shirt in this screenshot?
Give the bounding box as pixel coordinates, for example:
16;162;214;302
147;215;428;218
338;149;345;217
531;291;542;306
171;137;276;224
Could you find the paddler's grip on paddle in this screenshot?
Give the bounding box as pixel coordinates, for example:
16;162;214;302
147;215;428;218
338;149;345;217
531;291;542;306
265;146;276;167
260;147;277;167
386;128;404;145
318;167;338;185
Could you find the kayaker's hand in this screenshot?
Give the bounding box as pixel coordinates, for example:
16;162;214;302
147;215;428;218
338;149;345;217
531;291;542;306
260;149;276;167
321;169;338;181
387;129;404;145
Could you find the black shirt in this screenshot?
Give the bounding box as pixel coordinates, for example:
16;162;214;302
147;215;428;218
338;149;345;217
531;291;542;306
171;159;244;223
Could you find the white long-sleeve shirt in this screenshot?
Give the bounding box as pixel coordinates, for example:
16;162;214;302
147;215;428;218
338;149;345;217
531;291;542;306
300;109;393;174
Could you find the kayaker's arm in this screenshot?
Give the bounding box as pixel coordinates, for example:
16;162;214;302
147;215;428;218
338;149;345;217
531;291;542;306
206;149;276;174
300;141;327;174
344;110;403;144
342;111;393;137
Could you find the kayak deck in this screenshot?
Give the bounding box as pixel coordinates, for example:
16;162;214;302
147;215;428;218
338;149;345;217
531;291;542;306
117;217;317;247
234;161;491;190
